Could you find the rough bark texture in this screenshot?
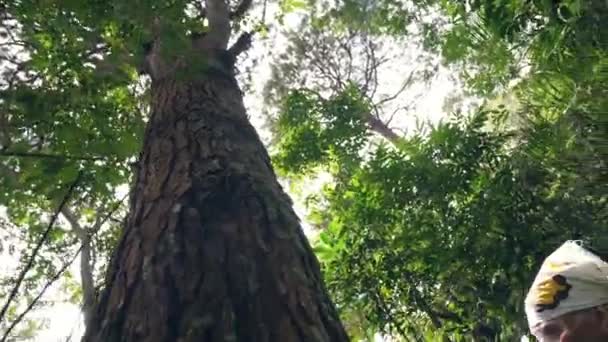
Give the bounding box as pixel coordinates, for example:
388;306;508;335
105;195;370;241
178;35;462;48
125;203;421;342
82;66;349;341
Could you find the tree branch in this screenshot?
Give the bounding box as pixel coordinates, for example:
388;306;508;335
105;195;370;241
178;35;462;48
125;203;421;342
0;171;83;326
375;69;416;107
0;150;110;162
0;245;82;342
204;0;231;50
61;207;85;237
228;32;252;59
367;115;402;145
61;207;96;329
372;288;414;341
230;0;252;20
0;193;128;341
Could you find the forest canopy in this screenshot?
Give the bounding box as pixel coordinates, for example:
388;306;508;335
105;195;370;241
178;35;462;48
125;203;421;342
0;0;606;341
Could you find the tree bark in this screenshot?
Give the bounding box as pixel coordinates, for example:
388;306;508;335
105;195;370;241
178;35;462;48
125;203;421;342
367;115;402;145
82;68;349;341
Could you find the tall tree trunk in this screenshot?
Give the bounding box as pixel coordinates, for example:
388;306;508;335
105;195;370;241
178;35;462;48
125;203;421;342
82;69;349;341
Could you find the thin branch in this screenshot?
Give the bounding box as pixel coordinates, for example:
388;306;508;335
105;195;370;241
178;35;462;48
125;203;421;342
260;0;268;24
411;289;443;330
108;217;123;225
375;69;416;107
0;40;29;48
385;105;409;126
326;42;344;88
0;151;110;162
0;171;83;325
0;245;82;342
0;54;27;71
0;193;128;341
373;288;414;342
367;41;380;99
360;37;388;98
306;42;343;90
338;35;354;82
361;38;373;94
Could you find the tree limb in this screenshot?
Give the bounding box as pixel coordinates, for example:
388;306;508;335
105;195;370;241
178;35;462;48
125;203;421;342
0;171;83;326
0;150;109;161
375;69;416;107
61;208;84;237
230;0;253;20
367;115;402;145
292;88;403;145
228;31;252;59
204;0;231;50
61;207;96;329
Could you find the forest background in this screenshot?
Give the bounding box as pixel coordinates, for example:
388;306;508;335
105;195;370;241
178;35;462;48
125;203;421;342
0;0;606;341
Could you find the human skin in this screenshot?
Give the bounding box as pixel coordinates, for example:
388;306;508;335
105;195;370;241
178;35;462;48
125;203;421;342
531;305;608;341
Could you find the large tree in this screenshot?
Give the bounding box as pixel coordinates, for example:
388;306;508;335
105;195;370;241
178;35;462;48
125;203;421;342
0;0;349;341
83;2;348;341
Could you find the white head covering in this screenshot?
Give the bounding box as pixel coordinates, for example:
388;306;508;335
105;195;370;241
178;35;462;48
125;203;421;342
525;240;608;328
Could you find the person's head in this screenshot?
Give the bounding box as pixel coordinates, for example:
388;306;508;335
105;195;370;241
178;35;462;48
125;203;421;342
530;304;608;341
525;241;608;341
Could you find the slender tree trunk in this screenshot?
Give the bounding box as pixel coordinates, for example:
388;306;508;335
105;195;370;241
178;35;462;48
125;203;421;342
61;207;96;329
83;69;349;341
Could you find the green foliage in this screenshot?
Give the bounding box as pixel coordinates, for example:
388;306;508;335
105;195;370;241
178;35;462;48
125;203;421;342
269;0;607;340
0;0;155;337
318;0;606;97
272;84;371;175
313;110;604;339
0;0;605;340
322;0;418;35
439;0;607;96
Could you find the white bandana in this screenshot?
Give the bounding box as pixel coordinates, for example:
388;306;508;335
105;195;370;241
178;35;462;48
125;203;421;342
524;240;608;328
